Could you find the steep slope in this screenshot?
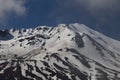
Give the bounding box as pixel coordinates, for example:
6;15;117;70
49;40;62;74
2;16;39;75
0;23;120;80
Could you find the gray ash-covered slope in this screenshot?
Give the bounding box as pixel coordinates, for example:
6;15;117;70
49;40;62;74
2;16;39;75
0;23;120;80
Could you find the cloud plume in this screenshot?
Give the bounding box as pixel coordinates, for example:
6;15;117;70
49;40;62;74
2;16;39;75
0;0;26;21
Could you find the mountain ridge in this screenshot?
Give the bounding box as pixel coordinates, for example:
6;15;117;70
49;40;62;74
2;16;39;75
0;23;120;80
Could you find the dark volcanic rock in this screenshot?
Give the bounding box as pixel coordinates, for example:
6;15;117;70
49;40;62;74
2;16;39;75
0;30;13;40
74;32;84;48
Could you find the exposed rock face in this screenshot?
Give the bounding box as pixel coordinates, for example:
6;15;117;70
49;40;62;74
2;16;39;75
0;30;13;40
74;32;84;48
0;23;120;80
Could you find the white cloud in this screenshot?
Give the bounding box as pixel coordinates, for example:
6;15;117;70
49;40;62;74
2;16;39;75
0;0;26;20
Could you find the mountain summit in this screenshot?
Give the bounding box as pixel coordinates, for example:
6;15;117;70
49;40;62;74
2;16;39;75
0;23;120;80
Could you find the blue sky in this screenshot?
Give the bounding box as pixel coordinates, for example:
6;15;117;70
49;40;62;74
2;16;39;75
0;0;120;40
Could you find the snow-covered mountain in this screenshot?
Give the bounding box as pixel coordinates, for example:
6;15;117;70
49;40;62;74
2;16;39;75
0;23;120;80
